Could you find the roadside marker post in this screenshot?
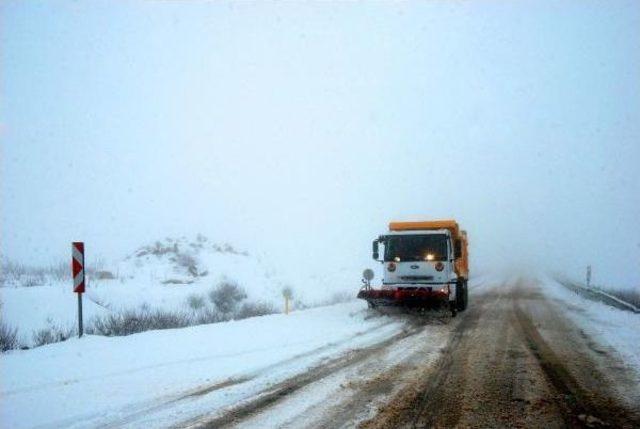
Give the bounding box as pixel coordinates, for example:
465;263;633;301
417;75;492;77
586;265;592;288
72;242;85;337
282;287;293;315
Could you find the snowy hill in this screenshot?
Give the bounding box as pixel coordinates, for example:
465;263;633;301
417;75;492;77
1;236;360;348
113;235;288;308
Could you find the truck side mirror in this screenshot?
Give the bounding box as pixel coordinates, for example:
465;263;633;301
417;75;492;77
372;240;379;260
454;239;462;259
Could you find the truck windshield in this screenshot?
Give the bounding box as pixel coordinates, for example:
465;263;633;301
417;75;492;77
384;234;448;262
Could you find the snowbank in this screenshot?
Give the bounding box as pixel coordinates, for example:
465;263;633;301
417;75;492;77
0;301;404;429
540;276;640;377
1;237;363;346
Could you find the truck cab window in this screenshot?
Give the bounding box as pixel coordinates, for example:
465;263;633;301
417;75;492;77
384;235;448;262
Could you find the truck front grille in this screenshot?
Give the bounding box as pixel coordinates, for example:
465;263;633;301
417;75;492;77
400;276;434;281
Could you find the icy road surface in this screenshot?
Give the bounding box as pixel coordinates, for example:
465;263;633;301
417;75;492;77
1;277;639;428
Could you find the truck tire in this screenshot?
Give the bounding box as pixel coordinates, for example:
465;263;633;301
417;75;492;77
456;280;465;312
450;301;457;317
463;280;469;310
458;280;469;311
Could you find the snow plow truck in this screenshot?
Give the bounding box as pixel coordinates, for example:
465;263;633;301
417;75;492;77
358;220;469;317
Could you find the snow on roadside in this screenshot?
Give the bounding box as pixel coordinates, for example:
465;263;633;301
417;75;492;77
0;300;405;429
539;276;640;378
0;236;364;347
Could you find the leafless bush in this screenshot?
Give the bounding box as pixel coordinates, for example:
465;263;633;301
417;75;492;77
136;241;178;258
32;325;74;347
208;281;247;314
23;274;45;287
193;307;223;324
176;253;199;276
87;307;192;336
49;262;71;281
1;259;73;286
94;271;115;280
0;321;20;352
293;299;309;311
186;294;206;311
151;241;178;256
211;243;248;256
161;279;194;285
236;302;276;319
1;260;28;280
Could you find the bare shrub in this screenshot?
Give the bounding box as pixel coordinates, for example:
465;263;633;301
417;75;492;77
150;241;177;256
236;302;276;319
32;325;74;347
186;294;206;311
94;271;115;280
1;259;73;286
211;243;248;256
23;274;45;287
176;253;198;271
293;299;309;311
135;241;178;258
49;262;71;281
87;307;191;336
0;321;20;352
161;279;194;285
194;307;222;325
208;281;247;314
1;260;27;284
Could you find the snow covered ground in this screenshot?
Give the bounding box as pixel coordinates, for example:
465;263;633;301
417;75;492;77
0;301;408;429
539;276;640;384
1;237;363;346
2;273;638;429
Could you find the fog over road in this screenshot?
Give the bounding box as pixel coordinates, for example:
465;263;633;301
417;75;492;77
184;278;640;429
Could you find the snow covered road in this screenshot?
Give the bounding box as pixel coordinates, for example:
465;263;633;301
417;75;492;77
2;276;639;429
359;278;640;429
1;301;416;429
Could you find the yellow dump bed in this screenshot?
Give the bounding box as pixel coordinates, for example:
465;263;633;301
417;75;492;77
388;220;469;280
389;220;460;235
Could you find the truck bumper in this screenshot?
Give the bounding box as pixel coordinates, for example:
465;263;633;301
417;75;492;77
357;285;451;309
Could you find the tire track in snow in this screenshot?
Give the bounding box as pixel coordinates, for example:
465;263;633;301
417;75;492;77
95;316;399;429
178;324;425;429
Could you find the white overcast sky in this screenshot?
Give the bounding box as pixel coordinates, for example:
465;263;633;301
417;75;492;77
2;1;639;288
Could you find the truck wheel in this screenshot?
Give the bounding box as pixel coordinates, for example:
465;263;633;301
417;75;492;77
450;301;457;317
456;280;465;312
458;280;468;311
463;280;469;311
367;301;377;309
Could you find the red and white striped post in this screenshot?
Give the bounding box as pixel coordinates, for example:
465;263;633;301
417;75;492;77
72;242;85;337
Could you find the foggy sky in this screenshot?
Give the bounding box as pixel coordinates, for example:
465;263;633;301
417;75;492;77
2;1;639;288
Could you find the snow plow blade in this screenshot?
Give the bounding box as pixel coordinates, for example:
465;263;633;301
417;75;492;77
357;288;449;309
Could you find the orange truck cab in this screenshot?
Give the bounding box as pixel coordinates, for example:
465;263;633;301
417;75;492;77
358;220;469;316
